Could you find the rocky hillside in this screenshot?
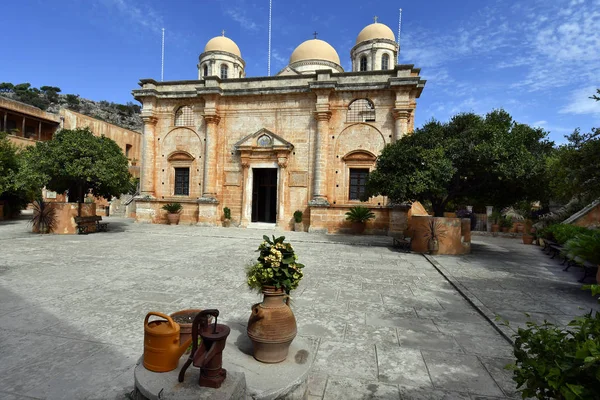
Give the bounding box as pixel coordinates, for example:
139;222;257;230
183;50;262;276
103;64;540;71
0;82;142;132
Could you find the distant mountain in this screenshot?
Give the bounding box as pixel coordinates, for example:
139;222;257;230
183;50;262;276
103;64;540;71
0;82;142;132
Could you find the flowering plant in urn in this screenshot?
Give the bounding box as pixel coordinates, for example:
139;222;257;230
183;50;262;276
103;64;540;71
246;235;304;363
246;235;304;294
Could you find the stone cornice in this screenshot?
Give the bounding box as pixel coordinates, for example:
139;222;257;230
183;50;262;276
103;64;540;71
314;111;332;121
203;114;221;124
350;38;398;55
198;50;246;67
141;115;158;125
392;108;413;120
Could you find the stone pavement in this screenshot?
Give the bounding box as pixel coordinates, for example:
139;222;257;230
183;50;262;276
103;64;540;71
429;235;600;340
0;217;590;399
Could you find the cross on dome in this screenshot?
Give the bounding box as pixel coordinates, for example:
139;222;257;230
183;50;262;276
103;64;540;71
221;29;226;36
373;16;378;23
313;31;318;39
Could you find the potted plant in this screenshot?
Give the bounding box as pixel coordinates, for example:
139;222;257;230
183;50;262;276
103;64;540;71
162;202;182;225
501;216;513;233
30;200;57;234
423;218;448;255
246;235;304;363
345;206;375;234
293;210;303;232
490;211;501;233
222;207;231;227
131;158;138;166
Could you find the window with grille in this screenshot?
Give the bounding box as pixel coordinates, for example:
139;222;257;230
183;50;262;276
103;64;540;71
174;168;190;196
381;53;389;70
174;106;194;126
203;64;208;77
360;56;368;71
220;64;228;79
349;168;369;200
347;99;376;123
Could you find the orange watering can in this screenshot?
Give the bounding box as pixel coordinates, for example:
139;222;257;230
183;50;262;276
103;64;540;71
143;311;192;372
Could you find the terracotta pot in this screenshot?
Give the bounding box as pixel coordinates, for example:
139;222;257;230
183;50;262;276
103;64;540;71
351;221;366;234
516;223;524;233
428;238;439;255
247;286;297;363
167;213;180;225
294;222;304;232
522;234;534;245
491;224;499;233
222;219;231;227
501;227;509;233
170;309;206;345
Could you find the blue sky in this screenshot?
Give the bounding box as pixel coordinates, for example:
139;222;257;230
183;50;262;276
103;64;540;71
2;0;599;143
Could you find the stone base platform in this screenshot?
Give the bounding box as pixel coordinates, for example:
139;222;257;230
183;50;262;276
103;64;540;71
134;327;315;400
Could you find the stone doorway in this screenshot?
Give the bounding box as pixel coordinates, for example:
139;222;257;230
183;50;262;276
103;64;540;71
251;168;277;223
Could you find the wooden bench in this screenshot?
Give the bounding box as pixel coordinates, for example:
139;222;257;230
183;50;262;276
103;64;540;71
74;216;102;234
563;255;598;283
390;234;411;252
97;222;109;232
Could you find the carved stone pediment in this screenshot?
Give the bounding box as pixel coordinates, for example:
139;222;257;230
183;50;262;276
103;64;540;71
234;128;293;152
167;150;195;162
342;150;377;162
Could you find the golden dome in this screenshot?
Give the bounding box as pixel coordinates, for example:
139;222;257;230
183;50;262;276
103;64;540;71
204;35;242;58
289;39;341;65
356;22;395;44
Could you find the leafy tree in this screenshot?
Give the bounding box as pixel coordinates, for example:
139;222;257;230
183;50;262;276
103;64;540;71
366;110;553;216
0;82;14;93
591;88;600;102
24;128;133;204
40;86;61;103
64;94;80;109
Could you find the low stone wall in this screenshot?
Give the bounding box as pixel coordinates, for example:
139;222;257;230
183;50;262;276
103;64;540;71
135;199;199;224
49;202;97;234
308;205;390;234
410;216;471;255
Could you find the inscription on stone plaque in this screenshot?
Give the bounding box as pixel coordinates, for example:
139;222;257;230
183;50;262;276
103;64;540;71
225;171;241;186
289;171;308;187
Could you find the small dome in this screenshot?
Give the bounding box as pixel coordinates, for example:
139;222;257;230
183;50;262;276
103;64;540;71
204;35;242;58
356;22;395;44
289;39;340;65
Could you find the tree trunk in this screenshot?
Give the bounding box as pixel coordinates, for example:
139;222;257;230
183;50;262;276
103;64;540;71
77;184;83;218
432;202;445;217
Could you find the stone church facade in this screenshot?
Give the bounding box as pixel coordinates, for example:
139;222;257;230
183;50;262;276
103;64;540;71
133;21;426;233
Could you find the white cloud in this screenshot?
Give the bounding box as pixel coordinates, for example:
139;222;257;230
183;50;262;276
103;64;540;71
99;0;163;34
532;120;548;126
225;7;259;31
559;86;600;115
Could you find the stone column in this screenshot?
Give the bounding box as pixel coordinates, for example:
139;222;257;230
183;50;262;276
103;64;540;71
21;117;25;137
240;160;251;226
486;206;493;232
3;112;6;132
392;109;412;141
140;115;157;196
202;114;220;199
277;155;288;227
310;110;331;205
38;121;42;140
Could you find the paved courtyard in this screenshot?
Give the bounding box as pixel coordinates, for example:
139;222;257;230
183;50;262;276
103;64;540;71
0;217;597;400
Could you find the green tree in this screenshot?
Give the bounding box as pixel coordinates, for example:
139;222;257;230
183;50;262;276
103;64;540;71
40;86;61;103
0;82;14;93
25;128;133;204
366;110;553;216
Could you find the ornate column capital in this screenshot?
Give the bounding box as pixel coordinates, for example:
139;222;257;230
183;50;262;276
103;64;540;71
314;111;332;122
141;115;158;125
277;156;288;169
392;108;412;120
204;114;221;125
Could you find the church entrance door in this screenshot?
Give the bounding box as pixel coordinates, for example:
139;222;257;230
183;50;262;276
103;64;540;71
251;168;277;223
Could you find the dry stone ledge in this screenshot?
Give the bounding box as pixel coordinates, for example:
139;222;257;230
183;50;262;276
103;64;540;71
134;327;315;400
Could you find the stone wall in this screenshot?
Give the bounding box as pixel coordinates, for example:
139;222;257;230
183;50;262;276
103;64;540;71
570;201;600;229
48;202;97;235
135;199;198;225
410;216;471;255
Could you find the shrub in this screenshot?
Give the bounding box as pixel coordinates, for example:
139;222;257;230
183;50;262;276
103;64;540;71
542;224;592;245
246;235;304;294
563;231;600;265
30;200;57;234
345;206;375;223
223;207;231;220
500;216;513;228
508;311;600;399
293;210;303;223
161;202;182;214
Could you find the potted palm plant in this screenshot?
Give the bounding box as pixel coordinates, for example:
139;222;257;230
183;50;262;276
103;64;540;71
501;216;513;233
246;235;304;363
162;202;182;225
293;210;303;232
222;207;231;227
490;211;501;233
345;206;375;234
423;218;448;255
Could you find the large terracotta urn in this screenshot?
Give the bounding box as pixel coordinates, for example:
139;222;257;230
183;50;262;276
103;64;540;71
247;286;297;363
167;213;180;225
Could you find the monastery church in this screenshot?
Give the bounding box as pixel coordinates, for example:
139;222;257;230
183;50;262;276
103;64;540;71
133;19;426;234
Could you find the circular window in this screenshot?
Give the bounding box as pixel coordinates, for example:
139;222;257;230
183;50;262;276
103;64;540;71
257;135;272;147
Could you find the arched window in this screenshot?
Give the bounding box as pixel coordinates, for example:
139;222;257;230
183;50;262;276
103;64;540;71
239;71;243;78
347;99;375;123
174;106;194;126
220;64;228;79
203;64;208;77
381;53;389;70
359;56;368;71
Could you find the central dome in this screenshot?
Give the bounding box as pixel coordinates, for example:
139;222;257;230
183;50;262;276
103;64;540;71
356;22;395;44
204;36;242;58
289;39;341;65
